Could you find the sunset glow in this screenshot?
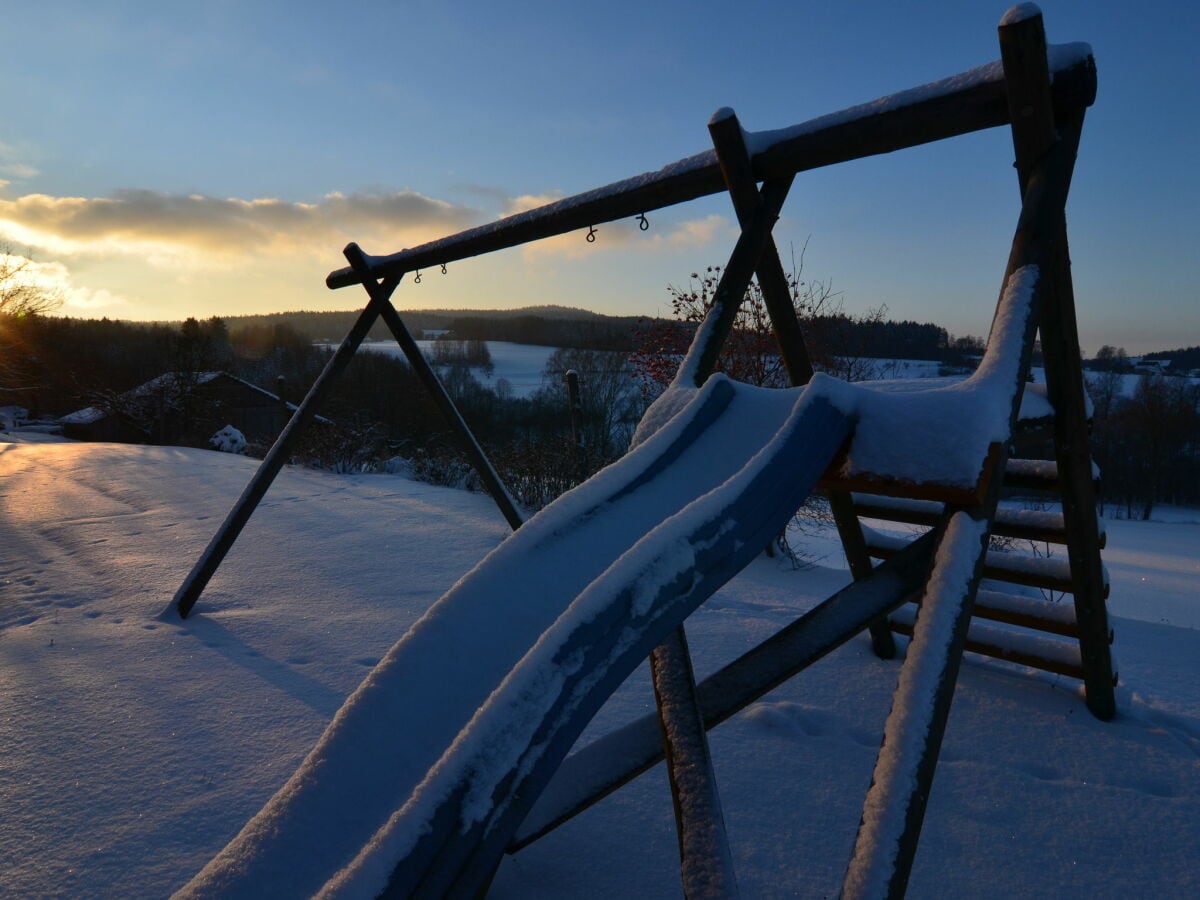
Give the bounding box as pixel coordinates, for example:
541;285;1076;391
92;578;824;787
0;1;1195;351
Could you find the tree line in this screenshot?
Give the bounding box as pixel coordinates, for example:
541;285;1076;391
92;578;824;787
4;251;1195;519
1087;369;1200;518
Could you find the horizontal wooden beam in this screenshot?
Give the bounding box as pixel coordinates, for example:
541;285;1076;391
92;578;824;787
327;52;1095;289
864;531;1108;598
820;442;1002;507
1002;457;1099;493
972;587;1086;639
888;607;1116;683
851;494;1106;548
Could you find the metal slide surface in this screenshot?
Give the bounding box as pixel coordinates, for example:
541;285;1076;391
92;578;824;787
180;375;853;899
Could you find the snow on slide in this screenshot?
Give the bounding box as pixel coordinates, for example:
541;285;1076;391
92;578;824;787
179;374;855;899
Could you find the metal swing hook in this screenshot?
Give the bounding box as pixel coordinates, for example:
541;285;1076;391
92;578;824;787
586;225;597;243
441;263;448;275
414;269;422;284
637;212;649;231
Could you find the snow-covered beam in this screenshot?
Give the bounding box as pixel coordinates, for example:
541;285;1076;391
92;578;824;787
326;46;1095;289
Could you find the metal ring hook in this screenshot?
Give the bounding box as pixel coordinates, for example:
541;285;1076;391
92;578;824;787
414;269;422;284
637;212;649;231
586;225;597;243
441;263;448;275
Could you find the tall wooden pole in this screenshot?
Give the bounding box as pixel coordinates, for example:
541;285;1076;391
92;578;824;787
999;4;1116;721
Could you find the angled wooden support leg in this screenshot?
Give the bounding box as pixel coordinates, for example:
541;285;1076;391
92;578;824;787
707;109;893;658
1035;151;1116;720
646;141;793;899
999;9;1115;720
652;628;739;899
842;512;988;900
345;245;526;532
830;492;899;659
169;272;400;618
707;108;815;386
673;176;793;387
510;530;937;852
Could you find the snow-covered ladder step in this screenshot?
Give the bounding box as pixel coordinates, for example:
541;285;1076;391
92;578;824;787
863;530;1110;599
973;588;1081;639
1002;457;1100;493
851;494;1106;549
888;606;1116;684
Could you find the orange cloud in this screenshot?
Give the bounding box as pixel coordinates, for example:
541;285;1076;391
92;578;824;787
0;189;480;267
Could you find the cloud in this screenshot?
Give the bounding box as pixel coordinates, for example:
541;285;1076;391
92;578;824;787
0;188;480;268
0;163;39;180
503;192;566;216
1;253;129;312
491;189;730;259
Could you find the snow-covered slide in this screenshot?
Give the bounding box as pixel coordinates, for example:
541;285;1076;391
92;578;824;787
179;374;854;899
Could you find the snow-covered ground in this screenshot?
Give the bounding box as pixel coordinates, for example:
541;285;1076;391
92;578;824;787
1;434;1197;897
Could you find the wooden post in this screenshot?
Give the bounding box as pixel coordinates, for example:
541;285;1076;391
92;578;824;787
706;107;894;659
365;257;526;533
170;275;398;618
564;369;582;448
843;512;989;900
999;6;1116;720
830;492;899;658
642;113;795;900
651;628;740;898
842;14;1091;889
707;108;815;385
677;177;792;386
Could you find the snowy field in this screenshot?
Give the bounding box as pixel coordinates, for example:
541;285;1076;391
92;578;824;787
354;340;950;398
1;433;1197;897
344;336;1199;406
358;340;559;398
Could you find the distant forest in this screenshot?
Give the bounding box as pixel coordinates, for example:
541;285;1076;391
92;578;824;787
212;305;618;345
1144;345;1200;370
4;305;1197;514
9;306;1196;424
203;307;980;362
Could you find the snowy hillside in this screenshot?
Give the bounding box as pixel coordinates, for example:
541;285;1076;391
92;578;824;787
0;435;1197;897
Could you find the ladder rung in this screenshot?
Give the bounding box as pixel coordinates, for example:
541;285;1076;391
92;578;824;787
1002;457;1100;493
851;495;1106;549
974;588;1075;637
889;607;1117;684
863;530;1109;599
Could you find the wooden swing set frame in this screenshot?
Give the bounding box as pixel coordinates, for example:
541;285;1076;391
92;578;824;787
172;7;1116;896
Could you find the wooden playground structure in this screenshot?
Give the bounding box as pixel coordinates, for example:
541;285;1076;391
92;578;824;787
173;6;1116;897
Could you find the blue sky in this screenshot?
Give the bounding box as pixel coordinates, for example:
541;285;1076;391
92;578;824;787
1;1;1196;354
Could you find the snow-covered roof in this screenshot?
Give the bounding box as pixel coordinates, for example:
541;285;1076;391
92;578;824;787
59;406;106;425
60;371;330;426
